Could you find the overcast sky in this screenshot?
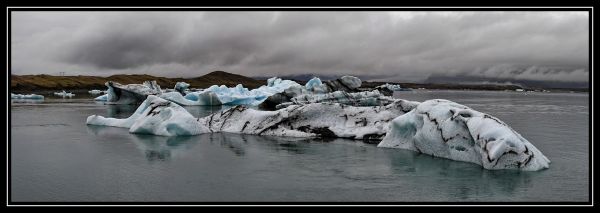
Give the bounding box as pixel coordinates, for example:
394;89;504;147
11;11;589;83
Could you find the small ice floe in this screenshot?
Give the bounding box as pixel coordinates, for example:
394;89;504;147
88;89;105;95
54;90;75;98
11;93;44;99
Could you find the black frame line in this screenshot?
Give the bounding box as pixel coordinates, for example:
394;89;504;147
5;5;594;207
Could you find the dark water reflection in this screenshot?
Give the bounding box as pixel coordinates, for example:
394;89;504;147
11;90;589;202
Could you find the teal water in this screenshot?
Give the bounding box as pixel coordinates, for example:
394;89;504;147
10;90;589;202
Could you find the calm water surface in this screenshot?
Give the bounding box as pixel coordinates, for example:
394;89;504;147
10;90;589;202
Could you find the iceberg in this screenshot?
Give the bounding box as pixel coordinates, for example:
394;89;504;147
375;83;410;96
94;94;108;101
54;90;75;98
87;95;418;140
174;82;190;95
305;76;362;94
11;93;44;99
377;99;550;171
159;90;222;106
305;77;327;93
377;83;404;91
160;77;300;106
105;81;162;105
276;90;397;109
86;95;549;170
87;95;210;136
260;76;362;109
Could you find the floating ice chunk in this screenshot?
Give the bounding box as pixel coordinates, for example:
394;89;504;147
94;94;108;101
276;90;396;109
375;83;410;96
305;77;327;93
304;76;362;94
339;76;362;89
87;95;210;136
378;99;550;171
376;83;407;91
160;90;222;106
54;90;75;98
11;93;44;99
88;89;105;95
105;81;162;105
174;82;190;95
261;76;363;109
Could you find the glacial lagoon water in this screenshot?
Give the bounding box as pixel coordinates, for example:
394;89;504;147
10;90;589;202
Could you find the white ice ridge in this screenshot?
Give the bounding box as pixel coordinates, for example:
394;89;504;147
11;93;44;99
105;81;162;104
159;77;301;106
87;95;418;139
377;99;550;171
275;90;396;109
53;90;75;98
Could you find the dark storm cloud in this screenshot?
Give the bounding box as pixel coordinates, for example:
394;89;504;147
11;11;589;83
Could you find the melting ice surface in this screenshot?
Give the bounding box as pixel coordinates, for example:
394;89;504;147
377;99;550;171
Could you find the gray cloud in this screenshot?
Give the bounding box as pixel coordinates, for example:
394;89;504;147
11;11;589;85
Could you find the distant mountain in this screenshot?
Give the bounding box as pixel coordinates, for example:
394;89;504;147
10;71;265;93
424;75;589;89
254;73;340;82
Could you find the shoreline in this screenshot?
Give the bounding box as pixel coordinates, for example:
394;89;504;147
10;72;589;94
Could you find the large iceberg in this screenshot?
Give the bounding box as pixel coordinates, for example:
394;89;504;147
87;95;418;140
11;93;44;99
377;99;550;171
105;81;162;105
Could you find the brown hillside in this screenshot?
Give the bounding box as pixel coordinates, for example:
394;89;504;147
10;71;265;93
